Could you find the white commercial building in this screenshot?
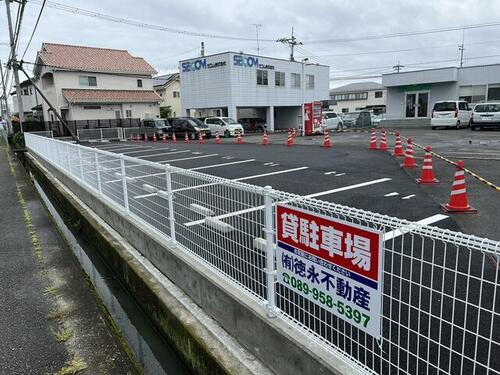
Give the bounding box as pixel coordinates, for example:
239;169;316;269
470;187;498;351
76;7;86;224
382;63;500;121
329;82;386;114
11;79;43;120
180;52;329;131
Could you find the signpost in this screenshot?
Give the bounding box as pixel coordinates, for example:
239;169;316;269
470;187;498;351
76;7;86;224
276;204;384;338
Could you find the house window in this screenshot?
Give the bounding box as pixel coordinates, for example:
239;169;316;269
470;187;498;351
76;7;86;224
22;88;29;95
137;79;143;88
257;69;268;85
342;108;349;113
306;74;314;89
173;91;180;98
375;91;383;98
487;84;500;101
275;71;285;87
126;109;132;118
291;73;300;88
29;87;33;95
79;76;97;87
83;105;101;110
459;85;486;103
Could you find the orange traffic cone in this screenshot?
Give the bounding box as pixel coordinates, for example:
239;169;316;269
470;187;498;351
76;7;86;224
136;133;140;142
184;132;191;144
321;128;332;148
441;160;477;213
292;128;297;138
401;137;417;168
368;128;377;150
129;133;134;141
215;131;222;144
144;133;148;142
198;132;205;144
162;133;167;143
172;133;177;144
392;131;404;157
236;131;243;144
379;129;388;151
286;130;295;146
416;146;439;184
153;133;157;142
262;130;269;146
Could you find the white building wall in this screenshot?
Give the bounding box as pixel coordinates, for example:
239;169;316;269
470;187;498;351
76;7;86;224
54;71;154;91
156;80;182;117
69;102;158;121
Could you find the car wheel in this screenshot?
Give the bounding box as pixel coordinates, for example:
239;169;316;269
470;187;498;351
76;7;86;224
431;126;437;130
455;121;460;129
224;130;231;138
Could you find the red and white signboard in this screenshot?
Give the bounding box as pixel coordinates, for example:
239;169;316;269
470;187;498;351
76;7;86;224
276;204;383;337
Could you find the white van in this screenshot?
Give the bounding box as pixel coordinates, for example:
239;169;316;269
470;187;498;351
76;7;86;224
204;117;244;137
431;101;471;129
322;112;344;130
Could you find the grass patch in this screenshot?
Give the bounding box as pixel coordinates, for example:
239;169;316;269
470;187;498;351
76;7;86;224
47;307;66;322
44;286;59;296
55;328;73;342
55;356;87;375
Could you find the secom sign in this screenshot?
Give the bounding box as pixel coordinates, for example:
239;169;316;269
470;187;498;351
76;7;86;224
233;54;275;70
182;58;227;72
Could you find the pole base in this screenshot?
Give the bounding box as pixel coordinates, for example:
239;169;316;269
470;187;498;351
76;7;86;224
440;203;477;213
416;178;439;184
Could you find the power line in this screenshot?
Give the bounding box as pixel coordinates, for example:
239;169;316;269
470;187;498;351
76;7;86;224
304;20;500;44
29;0;276;42
21;0;46;60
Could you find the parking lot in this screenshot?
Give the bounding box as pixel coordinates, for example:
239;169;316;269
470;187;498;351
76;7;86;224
88;127;500;242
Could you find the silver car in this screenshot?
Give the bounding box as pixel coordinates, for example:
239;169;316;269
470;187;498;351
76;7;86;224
470;103;500;130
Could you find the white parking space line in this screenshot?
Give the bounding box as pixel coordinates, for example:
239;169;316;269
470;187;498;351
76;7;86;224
324;171;336;175
123;148;168;154
183;178;391;227
189;159;256;171
335;173;346;177
383;214;449;241
384;192;400;197
401;194;416;200
139;150;192;158
158;154;219;164
172;166;309;193
95;145;148;152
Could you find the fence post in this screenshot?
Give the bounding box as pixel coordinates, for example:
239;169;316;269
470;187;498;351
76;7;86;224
94;149;102;195
263;185;277;318
165;164;176;242
65;143;71;173
100;128;103;142
78;146;84;182
120;155;130;214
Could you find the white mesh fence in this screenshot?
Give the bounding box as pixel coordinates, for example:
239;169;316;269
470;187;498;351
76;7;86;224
25;133;500;375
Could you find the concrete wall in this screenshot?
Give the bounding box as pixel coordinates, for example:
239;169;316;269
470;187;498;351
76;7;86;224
25;152;355;375
274;106;301;130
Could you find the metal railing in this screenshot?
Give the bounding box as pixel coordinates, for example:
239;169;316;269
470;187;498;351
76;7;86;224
77;127;126;142
24;133;500;375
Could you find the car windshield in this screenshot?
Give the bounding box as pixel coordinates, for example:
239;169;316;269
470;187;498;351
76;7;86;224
154;119;168;127
188;119;208;128
222;117;238;124
434;102;456;111
474;104;500;112
344;113;359;119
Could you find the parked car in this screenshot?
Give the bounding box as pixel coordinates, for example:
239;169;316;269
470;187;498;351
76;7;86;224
431;101;471;129
470;103;500;130
322;112;343;130
342;111;372;128
372;113;386;126
238;118;266;132
142;118;172;139
204;117;244;137
170;117;212;139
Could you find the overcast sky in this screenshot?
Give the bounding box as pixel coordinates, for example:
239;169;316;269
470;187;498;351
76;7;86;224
2;0;500;89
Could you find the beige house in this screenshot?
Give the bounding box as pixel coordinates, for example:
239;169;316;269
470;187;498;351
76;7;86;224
33;43;161;122
153;73;181;117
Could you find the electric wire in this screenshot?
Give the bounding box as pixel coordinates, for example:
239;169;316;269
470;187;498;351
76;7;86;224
21;0;46;60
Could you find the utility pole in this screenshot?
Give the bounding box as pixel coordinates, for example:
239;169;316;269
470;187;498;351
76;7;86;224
201;42;205;57
0;59;13;133
393;60;404;73
252;23;262;55
277;27;302;62
5;0;25;131
459;29;465;68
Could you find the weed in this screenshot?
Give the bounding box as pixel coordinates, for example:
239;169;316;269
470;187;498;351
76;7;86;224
44;286;58;296
54;328;73;342
55;356;87;375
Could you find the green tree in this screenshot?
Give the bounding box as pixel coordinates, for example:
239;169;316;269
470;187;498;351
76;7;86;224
160;106;172;118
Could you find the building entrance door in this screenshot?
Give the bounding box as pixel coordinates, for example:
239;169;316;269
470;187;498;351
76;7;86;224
405;92;429;118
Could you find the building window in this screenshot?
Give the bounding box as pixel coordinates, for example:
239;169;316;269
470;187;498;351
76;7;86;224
487;84;500;101
173;91;180;98
306;74;314;89
342;108;349;113
29;87;33;95
291;73;300;88
126;109;132;118
375;91;383;98
79;76;97;87
22;88;29;95
137;79;143;88
275;71;285;87
257;69;268;85
459;85;486;103
83;105;101;110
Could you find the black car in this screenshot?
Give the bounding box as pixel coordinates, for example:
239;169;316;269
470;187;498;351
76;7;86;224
239;118;267;132
170;117;212;140
142;118;172;139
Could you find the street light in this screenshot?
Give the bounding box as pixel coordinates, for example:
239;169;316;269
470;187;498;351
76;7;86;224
301;58;308;136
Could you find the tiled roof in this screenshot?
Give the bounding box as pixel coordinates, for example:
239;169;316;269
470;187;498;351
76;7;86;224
37;43;157;75
330;81;385;94
62;89;161;104
153;72;179;88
